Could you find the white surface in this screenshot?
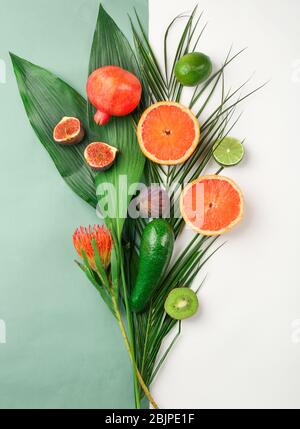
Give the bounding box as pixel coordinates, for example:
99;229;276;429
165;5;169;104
149;0;300;409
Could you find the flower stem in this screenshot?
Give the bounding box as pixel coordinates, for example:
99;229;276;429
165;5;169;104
117;240;141;409
111;293;159;409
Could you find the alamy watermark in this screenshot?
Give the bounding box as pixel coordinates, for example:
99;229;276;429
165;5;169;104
0;319;6;344
291;319;300;344
95;176;205;223
291;60;300;83
0;59;6;84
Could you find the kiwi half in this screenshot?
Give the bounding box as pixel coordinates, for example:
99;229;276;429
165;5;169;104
165;288;199;320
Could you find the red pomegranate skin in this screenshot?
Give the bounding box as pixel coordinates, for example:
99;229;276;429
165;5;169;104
87;66;142;121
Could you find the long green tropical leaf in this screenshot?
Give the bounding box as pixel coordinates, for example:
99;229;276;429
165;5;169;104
88;5;145;238
10;53;97;208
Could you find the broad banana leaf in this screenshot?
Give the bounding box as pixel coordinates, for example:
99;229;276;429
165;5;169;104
88;5;145;239
11;4;146;240
11;53;98;209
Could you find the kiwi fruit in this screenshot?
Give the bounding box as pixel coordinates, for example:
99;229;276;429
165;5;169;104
164;288;199;320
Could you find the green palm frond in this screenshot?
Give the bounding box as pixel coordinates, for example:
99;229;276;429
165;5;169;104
135;235;224;387
130;8;264;390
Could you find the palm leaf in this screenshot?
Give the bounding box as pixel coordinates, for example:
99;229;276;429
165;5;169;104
130;9;265;389
88;5;145;239
10;53;97;208
135;235;223;387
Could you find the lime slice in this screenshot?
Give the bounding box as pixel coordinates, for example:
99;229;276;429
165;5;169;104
213;137;244;167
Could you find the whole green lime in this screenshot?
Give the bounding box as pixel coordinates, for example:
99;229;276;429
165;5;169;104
175;52;212;86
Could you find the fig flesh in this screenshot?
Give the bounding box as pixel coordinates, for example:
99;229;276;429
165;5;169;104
84;142;118;172
53;117;85;145
86;66;142;126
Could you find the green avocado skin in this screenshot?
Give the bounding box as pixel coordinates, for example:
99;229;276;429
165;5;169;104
130;219;175;313
175;52;212;86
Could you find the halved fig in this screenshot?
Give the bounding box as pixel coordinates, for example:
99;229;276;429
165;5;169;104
84;142;118;171
53;117;85;145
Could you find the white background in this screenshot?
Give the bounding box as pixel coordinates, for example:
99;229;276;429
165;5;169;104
149;0;300;409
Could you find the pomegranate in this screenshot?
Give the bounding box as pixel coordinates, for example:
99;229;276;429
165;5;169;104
86;66;142;126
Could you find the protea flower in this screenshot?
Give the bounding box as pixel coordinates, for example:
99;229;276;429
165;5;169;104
73;225;112;271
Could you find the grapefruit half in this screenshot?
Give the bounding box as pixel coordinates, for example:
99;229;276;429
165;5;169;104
137;102;200;165
180;175;244;236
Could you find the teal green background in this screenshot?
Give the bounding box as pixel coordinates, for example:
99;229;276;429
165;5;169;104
0;0;148;409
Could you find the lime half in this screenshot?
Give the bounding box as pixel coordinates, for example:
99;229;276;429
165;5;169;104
213;137;244;167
